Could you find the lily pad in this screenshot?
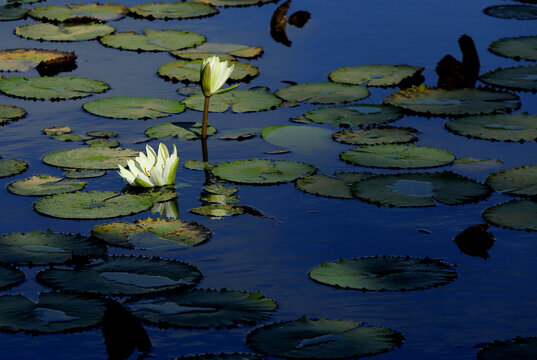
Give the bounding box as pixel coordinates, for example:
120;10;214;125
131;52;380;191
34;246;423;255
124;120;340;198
383;85;520;116
182;90;281;113
190;204;245;217
333;126;418;145
0;5;27;20
219;128;258;141
446;113;537;142
328;64;424;87
0;104;25;125
296;172;375;199
184;160;213;171
146;122;216;140
171;43;262;61
309;256;457;291
340;144;455;169
300;104;403;128
100;29;205;52
480;65;537;92
246;316;403;359
0;230;106;265
86;138;119;148
262;125;334;154
83;96;185;119
36;256;202;295
0;158;28;178
87;130;118;138
0;265;24;290
483;5;537;20
274;82;369;105
483;199;537;231
43;147;138;170
489;36;537;61
8;174;85;196
0;292;106;334
158;60;258;83
28;3;128;22
125;289;277;329
212;159;316;184
200;192;239;204
92;217;211;248
129;2;217;20
0;76;109;100
15;22;115;41
34;190;153;219
203;184;238;195
193;0;276;6
486;165;537;196
351;171;491;207
174;353;263;360
477;336;537;359
64;169;106;179
0;49;76;72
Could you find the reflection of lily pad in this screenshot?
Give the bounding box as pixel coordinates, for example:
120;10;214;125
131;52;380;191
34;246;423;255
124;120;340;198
8;174;85;196
100;29;205;52
352;171;491;207
190;204;245;217
246;316;403;359
486;165;537;196
34;191;152;219
0;158;28;178
483;199;537;231
329;64;424;87
183;90;281;113
171;43;262;61
333;126;418;145
480;65;537;92
0;104;25;125
296;172;375;199
28;3;127;22
477;336;537;359
129;1;217;20
0;49;75;72
158;60;258;83
483;4;537;20
300;104;402;127
125;289;277;329
489;36;537;61
309;256;457;291
0;76;109;100
200;192;239;205
262;125;334;154
0;265;24;290
83;96;185;119
43;147;138;170
212;159;316;184
275;82;369;105
146;122;216;140
15;22;115;41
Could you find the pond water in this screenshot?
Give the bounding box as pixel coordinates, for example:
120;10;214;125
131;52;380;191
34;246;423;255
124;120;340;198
1;0;537;359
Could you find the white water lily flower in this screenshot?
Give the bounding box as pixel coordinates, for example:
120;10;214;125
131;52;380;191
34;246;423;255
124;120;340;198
200;56;239;97
118;143;178;187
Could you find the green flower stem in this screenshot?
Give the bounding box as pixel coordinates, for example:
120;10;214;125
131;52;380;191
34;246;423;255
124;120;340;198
201;95;210;139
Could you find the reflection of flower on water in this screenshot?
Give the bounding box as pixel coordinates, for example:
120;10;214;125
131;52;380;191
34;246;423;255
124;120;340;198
151;199;180;219
118;143;178;187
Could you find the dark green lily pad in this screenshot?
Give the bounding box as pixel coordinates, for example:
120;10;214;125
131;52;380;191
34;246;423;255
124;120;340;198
0;49;75;72
125;289;277;329
193;0;276;6
351;171;491;207
92;217;211;248
184;160;213;171
83;96;185;119
64;169;106;179
190;204;245;217
219;128;258;141
0;76;109;100
483;5;537;20
182;89;281;113
246;316;403;359
158;60;258;83
445;113;537;142
37;256;201;295
333;126;418;145
309;256;457;291
0;5;27;20
100;29;205;52
0;104;25;125
262;125;334;154
299;104;402;128
8;174;85;196
212;159;316;184
87;130;118;138
328;64;424;87
486;165;537;196
28;3;128;22
146;122;216;140
0;230;106;265
274;82;369;105
43;147;138;170
86;138;119;148
15;22;115;41
174;353;263;360
0;158;28;178
203;184;238;195
0;292;106;334
171;43;262;61
0;265;24;290
129;1;217;20
489;36;537;61
340;144;455;169
480;65;537;92
477;337;537;359
483;199;537;231
34;190;152;219
296;172;375;199
383;85;520;116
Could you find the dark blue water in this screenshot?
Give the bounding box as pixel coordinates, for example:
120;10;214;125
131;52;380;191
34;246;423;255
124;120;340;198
1;0;537;359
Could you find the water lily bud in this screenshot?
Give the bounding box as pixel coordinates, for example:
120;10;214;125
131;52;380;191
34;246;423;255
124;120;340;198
200;56;238;97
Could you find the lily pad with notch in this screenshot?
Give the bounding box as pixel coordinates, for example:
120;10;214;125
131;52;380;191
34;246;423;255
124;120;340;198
212;159;316;184
262;125;334;154
8;174;86;196
100;29;205;52
0;158;28;178
43;147;138;170
274;82;369;105
486;165;537;196
489;36;537;61
171;43;262;61
477;336;537;359
15;22;115;41
0;104;25;125
182;89;281;113
295;172;375;199
328;64;424;87
299;104;403;128
128;1;217;20
158;60;258;83
83;96;185;119
483;4;537;20
28;3;128;22
480;65;537;92
483;199;537;231
0;49;76;73
0;76;109;100
146;122;216;140
0;265;24;290
333;126;418;145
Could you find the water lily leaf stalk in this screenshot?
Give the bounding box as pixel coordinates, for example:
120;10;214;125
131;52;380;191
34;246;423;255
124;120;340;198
118;143;178;187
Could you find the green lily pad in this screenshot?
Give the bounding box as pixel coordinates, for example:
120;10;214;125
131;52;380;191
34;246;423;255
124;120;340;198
203;184;238;195
309;256;457;291
200;192;240;204
190;204;245;217
146;122;216;140
34;190;153;219
36;256;202;295
383;85;520;116
51;134;83;142
28;3;128;22
43;147;138;170
351;171;491;207
0;5;27;20
125;289;277;329
480;65;537;92
87;130;118;138
477;337;537;359
262;125;334;154
0;49;75;72
193;0;276;6
300;104;402;128
158;60;258;83
446;113;537;142
340;144;455;169
64;169;106;179
486;165;537;196
92;217;211;248
0;158;28;178
483;199;537;231
246;316;403;359
0;230;106;265
0;292;106;334
274;82;369;105
333;126;418;145
219;128;258;141
483;4;537;20
184;160;213;171
174;353;263;360
212;159;316;184
0;265;24;290
100;29;205;52
129;1;217;20
0;104;25;125
489;36;537;61
86;138;119;148
0;76;109;100
328;64;424;87
83;96;185;119
183;89;281;113
15;22;115;41
171;43;262;61
8;174;86;196
296;172;375;199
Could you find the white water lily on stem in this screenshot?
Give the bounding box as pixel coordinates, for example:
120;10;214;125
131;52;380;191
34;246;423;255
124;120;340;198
118;143;178;187
200;56;239;97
